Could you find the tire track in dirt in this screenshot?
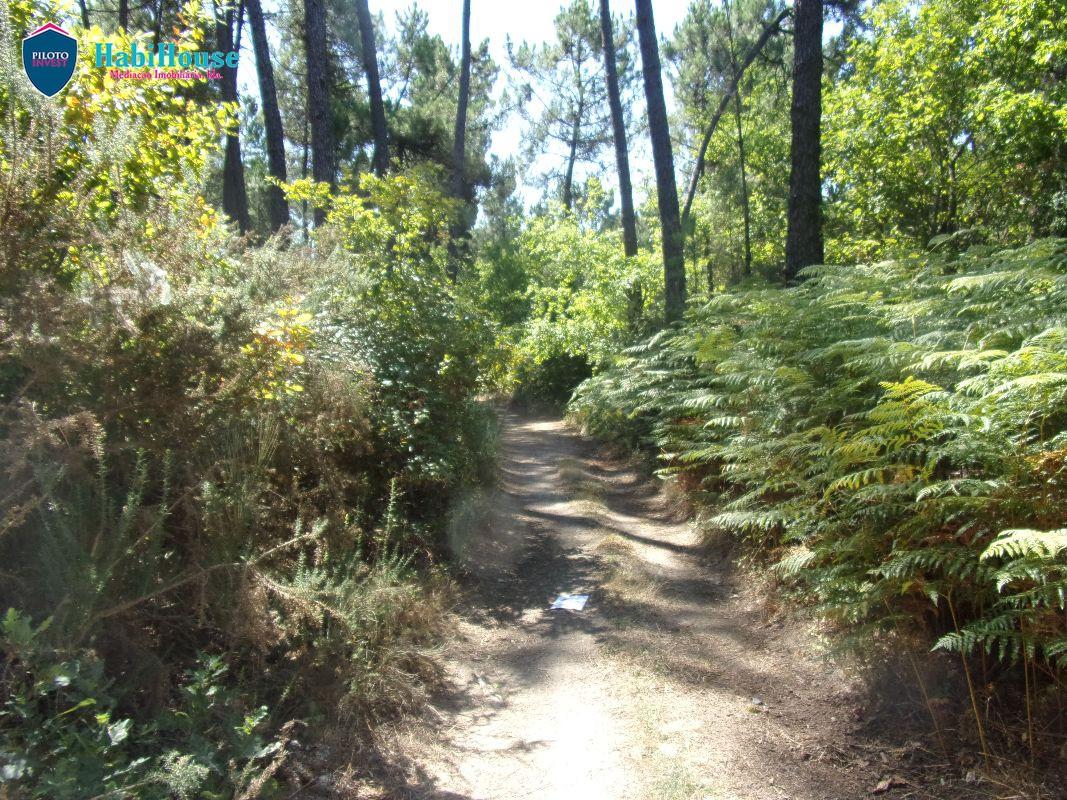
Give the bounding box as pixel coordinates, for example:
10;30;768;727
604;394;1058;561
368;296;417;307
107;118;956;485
368;413;949;800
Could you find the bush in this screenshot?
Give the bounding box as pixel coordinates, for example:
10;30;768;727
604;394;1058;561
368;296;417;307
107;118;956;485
571;239;1067;670
0;8;494;794
512;352;593;408
1;611;287;799
474;202;661;403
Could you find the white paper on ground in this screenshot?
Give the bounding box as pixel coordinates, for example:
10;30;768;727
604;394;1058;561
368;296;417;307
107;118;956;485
550;593;589;611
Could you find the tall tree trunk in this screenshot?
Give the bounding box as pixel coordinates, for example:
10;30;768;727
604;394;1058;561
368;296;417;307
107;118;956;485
725;0;751;277
732;93;752;277
635;0;685;323
599;0;637;258
681;7;789;224
447;0;472;281
302;111;310;239
118;0;128;30
353;0;389;175
563;119;579;211
152;0;164;45
784;0;824;280
247;0;290;232
218;4;252;233
451;0;471;201
303;0;335;225
78;0;90;28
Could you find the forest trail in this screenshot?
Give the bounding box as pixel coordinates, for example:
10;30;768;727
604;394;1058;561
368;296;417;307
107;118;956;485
373;413;929;800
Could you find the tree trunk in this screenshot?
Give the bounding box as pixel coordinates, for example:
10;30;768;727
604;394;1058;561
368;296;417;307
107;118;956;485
303;0;335;225
78;0;90;28
152;0;164;45
447;0;472;281
784;0;824;280
681;7;789;224
563;119;579;211
725;0;751;277
247;0;290;232
354;0;389;175
451;0;471;201
600;0;637;258
302;112;310;238
218;5;252;233
635;0;685;323
118;0;128;30
732;93;752;277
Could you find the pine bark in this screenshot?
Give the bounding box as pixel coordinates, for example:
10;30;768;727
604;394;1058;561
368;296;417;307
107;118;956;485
732;92;752;277
303;0;335;225
247;0;290;232
152;0;164;45
784;0;824;280
448;0;472;281
725;1;751;276
635;0;685;322
600;0;637;258
563;115;580;211
451;0;471;201
354;0;389;175
218;5;252;234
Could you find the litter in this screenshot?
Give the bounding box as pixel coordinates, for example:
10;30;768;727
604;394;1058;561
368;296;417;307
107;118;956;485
550;593;589;611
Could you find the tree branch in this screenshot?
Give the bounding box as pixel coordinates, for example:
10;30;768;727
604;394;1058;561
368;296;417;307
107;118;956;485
681;7;791;226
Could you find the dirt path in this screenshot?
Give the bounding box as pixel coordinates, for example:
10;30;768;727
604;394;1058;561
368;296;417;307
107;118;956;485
368;413;941;800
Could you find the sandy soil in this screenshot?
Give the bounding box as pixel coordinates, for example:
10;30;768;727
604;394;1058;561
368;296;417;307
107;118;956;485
352;413;988;800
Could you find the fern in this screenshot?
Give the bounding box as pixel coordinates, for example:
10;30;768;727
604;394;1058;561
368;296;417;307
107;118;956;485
982;528;1067;561
570;238;1067;671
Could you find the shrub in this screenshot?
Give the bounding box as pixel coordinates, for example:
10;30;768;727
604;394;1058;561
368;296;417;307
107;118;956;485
480;206;661;404
571;239;1067;670
0;8;494;795
0;610;287;799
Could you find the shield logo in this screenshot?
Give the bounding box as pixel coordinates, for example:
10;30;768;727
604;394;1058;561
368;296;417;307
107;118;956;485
22;23;78;97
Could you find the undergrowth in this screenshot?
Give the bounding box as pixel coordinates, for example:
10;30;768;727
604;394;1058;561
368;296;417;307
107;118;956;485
0;11;495;795
571;236;1067;765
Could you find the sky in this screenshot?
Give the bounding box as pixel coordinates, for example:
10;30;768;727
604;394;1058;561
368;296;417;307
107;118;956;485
241;0;698;207
238;1;841;209
367;0;696;178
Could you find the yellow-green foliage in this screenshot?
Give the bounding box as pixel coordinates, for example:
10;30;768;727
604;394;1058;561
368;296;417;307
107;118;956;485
824;0;1067;254
572;238;1067;668
481;198;661;404
3;1;229;229
0;7;493;795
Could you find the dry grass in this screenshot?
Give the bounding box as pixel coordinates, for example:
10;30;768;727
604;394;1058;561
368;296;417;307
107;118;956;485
594;533;663;610
557;456;606;502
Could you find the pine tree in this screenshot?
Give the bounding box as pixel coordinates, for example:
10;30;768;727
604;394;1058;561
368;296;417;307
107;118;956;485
599;0;638;258
247;0;290;232
635;0;685;322
784;0;824;279
354;0;390;175
303;0;335;224
218;3;252;233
